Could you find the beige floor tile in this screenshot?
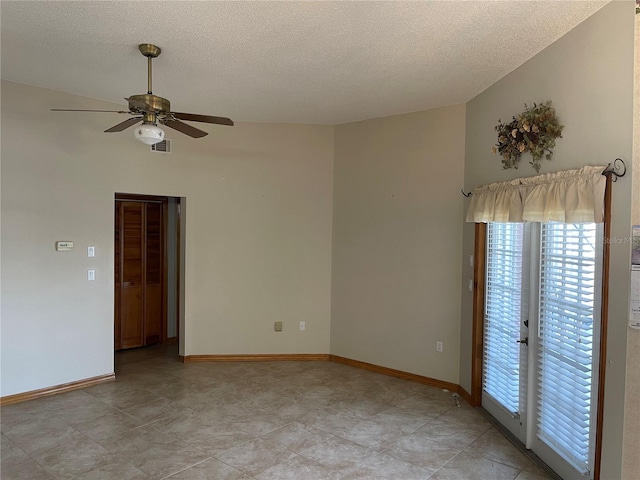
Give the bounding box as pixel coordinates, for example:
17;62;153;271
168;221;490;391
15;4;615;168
122;397;182;424
33;430;120;480
301;406;363;435
164;458;251;479
220;410;289;436
1;438;32;470
340;452;434;480
0;399;53;430
263;399;324;423
96;425;210;479
214;437;295;476
255;455;342;480
260;421;332;453
0;456;55;480
372;406;432;434
436;404;492;432
515;470;554;480
412;419;484;449
395;393;457;417
384;434;462;471
73;462;150;479
430;451;520;480
334;397;391;419
1;413;70;442
151;412;222;440
182;430;256;457
339;418;407;450
97;387;163;410
516;460;555;479
46;395;117;425
298;434;378;473
9;421;80;458
465;429;530;469
71;410;142;442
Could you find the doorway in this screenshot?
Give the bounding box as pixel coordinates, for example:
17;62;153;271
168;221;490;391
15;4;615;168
114;193;182;351
481;221;603;480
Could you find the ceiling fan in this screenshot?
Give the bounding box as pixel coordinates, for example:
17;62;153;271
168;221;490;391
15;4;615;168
51;44;234;145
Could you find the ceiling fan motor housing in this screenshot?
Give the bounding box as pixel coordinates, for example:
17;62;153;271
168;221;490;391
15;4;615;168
128;94;170;114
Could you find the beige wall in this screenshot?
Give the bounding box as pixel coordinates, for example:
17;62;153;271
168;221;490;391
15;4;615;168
0;81;334;396
330;105;466;384
622;10;640;479
461;3;634;479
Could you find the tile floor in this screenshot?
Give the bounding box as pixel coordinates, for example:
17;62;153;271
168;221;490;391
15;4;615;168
1;345;555;479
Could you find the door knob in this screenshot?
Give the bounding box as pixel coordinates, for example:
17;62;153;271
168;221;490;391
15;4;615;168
517;337;529;346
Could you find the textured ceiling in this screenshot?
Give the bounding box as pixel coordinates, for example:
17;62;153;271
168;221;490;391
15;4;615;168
1;1;608;125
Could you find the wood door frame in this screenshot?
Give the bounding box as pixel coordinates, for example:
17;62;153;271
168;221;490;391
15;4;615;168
469;177;613;479
470;222;486;407
173;198;182;346
115;193;174;347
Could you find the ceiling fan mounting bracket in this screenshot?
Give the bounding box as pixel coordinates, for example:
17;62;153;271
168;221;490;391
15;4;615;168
139;44;161;58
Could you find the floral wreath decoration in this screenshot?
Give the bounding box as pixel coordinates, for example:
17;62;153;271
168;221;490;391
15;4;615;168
492;101;564;173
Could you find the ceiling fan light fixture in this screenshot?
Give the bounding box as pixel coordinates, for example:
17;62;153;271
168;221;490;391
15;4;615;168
134;123;165;145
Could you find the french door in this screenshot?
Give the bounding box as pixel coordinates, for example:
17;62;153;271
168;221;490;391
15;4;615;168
482;221;602;480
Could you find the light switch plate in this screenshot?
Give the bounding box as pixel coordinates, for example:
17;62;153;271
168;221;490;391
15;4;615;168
88;269;95;281
88;246;95;257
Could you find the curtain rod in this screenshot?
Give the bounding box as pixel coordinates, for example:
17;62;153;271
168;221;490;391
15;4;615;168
461;159;627;197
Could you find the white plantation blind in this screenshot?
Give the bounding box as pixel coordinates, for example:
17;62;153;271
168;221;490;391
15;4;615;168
483;223;524;414
537;222;600;474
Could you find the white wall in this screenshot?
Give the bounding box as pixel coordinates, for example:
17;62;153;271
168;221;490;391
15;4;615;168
0;81;334;396
460;3;634;478
330;105;466;384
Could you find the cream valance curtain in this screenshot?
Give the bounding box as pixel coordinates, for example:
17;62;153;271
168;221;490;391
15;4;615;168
465;165;607;224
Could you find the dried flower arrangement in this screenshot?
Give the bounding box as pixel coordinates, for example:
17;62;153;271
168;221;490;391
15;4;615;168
492;101;564;173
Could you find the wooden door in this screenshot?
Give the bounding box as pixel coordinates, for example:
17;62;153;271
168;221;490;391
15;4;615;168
115;198;165;350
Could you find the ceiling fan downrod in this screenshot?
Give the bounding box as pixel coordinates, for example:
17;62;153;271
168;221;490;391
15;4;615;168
138;44;161;95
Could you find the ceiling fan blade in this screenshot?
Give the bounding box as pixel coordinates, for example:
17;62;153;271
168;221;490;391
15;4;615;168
172;112;234;126
105;117;143;132
51;108;130;113
163;119;208;138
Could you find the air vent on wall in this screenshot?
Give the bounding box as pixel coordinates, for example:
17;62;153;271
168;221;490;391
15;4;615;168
150;139;171;154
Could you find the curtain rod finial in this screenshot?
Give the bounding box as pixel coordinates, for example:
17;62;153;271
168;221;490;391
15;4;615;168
602;159;626;181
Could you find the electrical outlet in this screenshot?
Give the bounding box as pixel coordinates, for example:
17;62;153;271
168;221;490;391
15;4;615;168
87;269;96;281
299;321;306;331
274;322;283;332
436;341;443;352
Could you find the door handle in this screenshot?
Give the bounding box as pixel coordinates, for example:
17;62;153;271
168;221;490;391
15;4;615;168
517;337;529;346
